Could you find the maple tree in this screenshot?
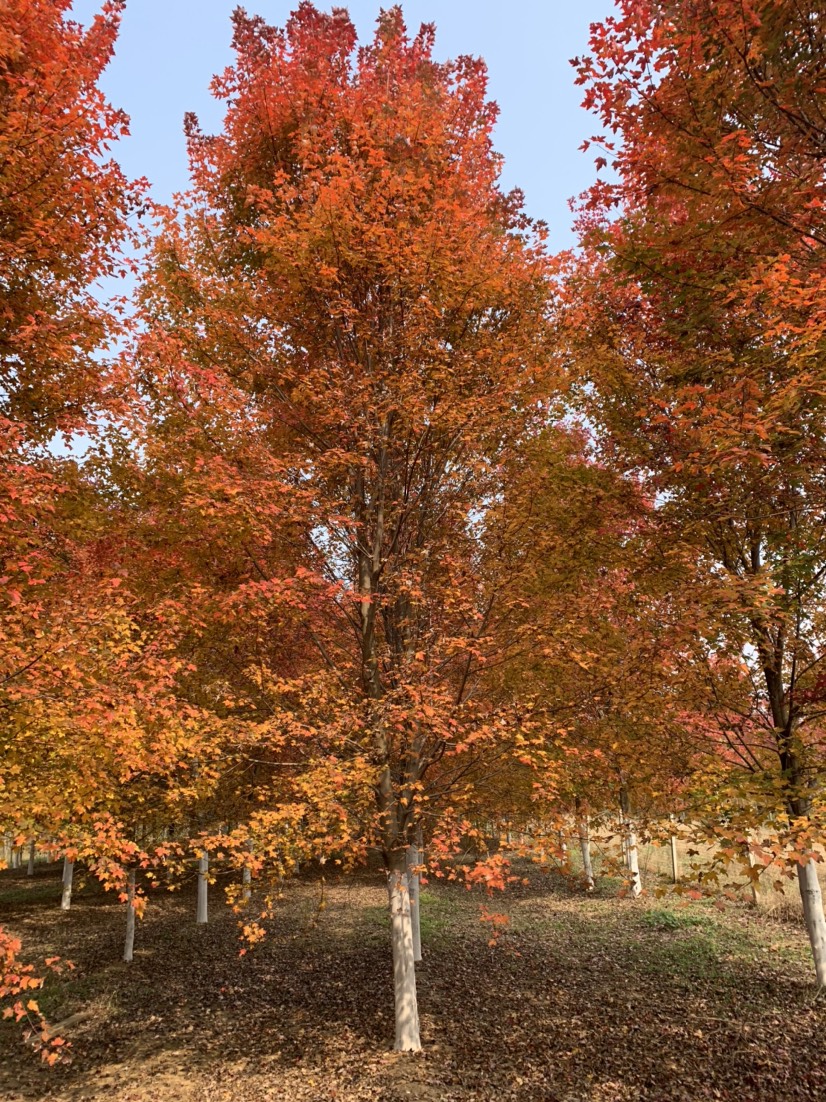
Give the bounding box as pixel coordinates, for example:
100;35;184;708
0;0;172;1043
570;0;826;979
132;2;555;1050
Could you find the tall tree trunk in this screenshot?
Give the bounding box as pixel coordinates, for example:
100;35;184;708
407;836;422;964
27;840;35;876
196;852;208;924
388;851;420;1051
61;857;74;911
797;859;826;987
124;868;137;963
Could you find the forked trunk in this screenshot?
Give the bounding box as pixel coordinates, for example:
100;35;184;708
124;868;137;963
407;841;422;963
197;852;208;924
797;858;826;987
61;857;74;911
388;854;420;1051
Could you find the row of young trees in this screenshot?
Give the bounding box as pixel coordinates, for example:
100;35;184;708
2;0;825;1055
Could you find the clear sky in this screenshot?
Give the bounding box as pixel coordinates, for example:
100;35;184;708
68;1;615;249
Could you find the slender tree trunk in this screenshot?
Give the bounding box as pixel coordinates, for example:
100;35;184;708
241;837;253;903
578;815;594;891
797;859;826;986
619;785;641;897
388;852;420;1051
669;834;680;883
407;837;422;964
626;824;642;897
27;840;35;876
61;857;74;911
197;852;208;924
124;869;137;963
746;835;761;907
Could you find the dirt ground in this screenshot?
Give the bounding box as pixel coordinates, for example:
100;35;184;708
1;856;825;1102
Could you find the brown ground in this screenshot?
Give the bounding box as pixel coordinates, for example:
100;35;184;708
1;856;825;1102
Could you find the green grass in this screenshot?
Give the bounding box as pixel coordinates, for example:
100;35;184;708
361;888;459;942
641;906;713;932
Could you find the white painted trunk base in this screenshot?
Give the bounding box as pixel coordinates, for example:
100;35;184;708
578;820;594;891
626;827;642;897
797;859;826;987
388;866;421;1051
407;844;422;963
124;869;136;963
61;858;74;911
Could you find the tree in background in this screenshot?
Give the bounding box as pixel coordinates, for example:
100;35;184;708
571;0;826;979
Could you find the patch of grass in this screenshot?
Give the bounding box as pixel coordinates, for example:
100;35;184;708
642;907;713;933
418;889;458;939
0;881;62;906
360;889;459;942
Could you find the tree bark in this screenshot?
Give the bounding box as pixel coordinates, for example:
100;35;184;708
746;835;761;906
619;785;641;897
578;815;594;891
124;868;137;963
27;840;35;876
388;853;421;1051
407;840;422;964
670;834;679;883
797;858;826;987
196;852;208;924
61;857;74;911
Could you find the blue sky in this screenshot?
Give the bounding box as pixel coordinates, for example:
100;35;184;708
69;1;614;249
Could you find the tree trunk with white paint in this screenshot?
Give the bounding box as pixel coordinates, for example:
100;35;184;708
626;824;642;897
407;840;422;963
797;858;826;987
124;868;137;963
61;857;74;911
619;785;641;897
670;834;679;883
388;854;420;1051
196;851;208;924
27;840;35;876
577;815;594;891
